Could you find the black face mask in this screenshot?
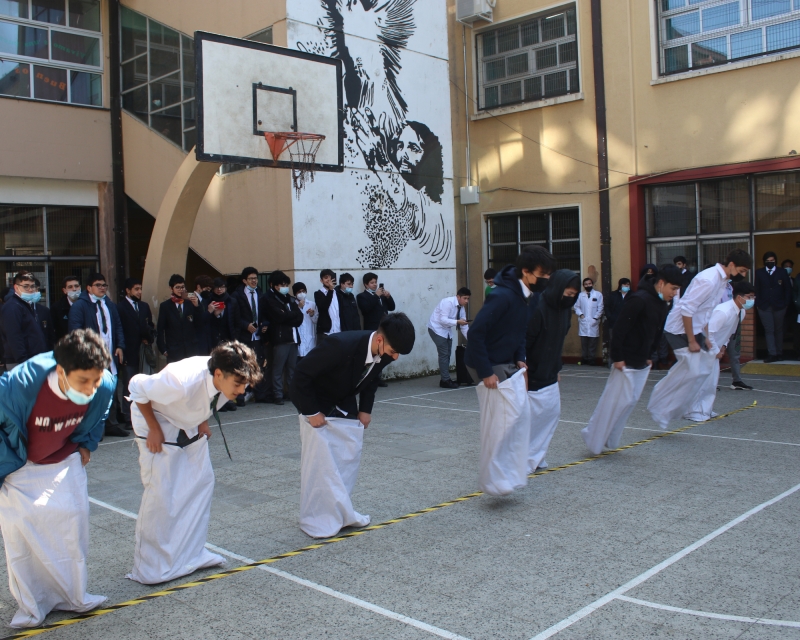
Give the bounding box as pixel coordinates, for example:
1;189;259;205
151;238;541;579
529;277;549;293
730;273;745;282
561;295;578;309
584;286;593;293
766;261;776;269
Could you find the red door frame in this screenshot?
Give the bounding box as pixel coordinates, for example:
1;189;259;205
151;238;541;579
628;155;800;282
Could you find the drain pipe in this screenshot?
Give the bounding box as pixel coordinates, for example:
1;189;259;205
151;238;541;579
590;0;612;343
463;25;471;291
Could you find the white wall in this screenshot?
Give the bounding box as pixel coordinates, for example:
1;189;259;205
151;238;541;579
287;0;458;377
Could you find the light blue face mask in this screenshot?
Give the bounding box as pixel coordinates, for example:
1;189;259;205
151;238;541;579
278;286;290;296
20;292;40;304
344;287;353;294
247;285;257;293
621;286;630;293
658;292;664;300
61;371;96;406
743;298;755;310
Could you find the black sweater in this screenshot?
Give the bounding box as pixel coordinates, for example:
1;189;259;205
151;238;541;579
526;270;580;391
609;280;669;369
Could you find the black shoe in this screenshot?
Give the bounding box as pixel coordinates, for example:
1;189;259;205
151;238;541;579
123;423;133;430
439;380;459;389
731;381;753;390
377;380;388;387
274;398;285;406
235;396;246;407
104;423;130;437
764;355;780;363
459;381;477;387
224;401;237;412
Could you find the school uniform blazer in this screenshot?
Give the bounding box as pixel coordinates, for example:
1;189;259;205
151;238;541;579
68;291;126;355
230;286;266;343
36;304;56;350
289;330;393;418
1;295;48;364
314;288;335;335
118;297;154;367
156;299;203;362
357;291;396;331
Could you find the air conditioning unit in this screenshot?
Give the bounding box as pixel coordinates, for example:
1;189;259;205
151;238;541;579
457;0;494;25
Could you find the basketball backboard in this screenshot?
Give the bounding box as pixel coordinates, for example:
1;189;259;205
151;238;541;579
195;31;343;172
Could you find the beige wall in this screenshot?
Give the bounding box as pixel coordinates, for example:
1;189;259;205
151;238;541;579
0;99;112;182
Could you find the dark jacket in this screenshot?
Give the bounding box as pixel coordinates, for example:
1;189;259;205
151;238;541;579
754;266;792;311
357;290;396;331
156;298;203;362
118;296;154;367
465;264;532;379
230;286;266;343
51;295;73;341
609;279;669;370
208;291;237;346
679;269;695;297
526;269;580;391
1;295;48;365
314;288;335;335
290;330;392;417
605;290;629;330
337;288;361;331
263;289;304;345
67;291;125;356
36;304;55;350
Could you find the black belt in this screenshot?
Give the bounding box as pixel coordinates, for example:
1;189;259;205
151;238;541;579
135;429;200;448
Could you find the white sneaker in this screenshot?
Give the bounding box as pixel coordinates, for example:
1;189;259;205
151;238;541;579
537;460;548;469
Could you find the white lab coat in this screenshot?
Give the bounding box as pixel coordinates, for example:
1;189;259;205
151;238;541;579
574;290;604;338
297;299;318;357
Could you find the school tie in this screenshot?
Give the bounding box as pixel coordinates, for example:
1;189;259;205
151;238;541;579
250;291;257;324
134;300;139;313
96;301;108;333
211;392;232;460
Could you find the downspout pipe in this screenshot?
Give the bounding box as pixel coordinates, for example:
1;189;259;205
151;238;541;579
463;25;471;291
590;0;612;342
108;0;128;299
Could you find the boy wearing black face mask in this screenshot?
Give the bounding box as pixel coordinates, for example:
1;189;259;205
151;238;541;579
755;251;792;363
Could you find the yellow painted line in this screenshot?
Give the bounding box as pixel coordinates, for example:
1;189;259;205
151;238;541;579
741;363;800;376
758;405;800;411
0;401;757;639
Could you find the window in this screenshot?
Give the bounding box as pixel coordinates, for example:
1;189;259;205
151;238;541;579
120;6;195;152
0;0;101;105
487;208;580;272
476;5;579;110
658;0;800;75
0;204;98;305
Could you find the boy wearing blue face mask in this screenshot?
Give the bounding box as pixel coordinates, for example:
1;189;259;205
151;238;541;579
2;271;50;369
0;329;114;628
263;271;304;406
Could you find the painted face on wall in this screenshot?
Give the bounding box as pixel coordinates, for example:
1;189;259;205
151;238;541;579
395;127;424;174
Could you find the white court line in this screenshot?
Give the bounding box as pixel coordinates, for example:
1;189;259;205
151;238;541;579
617;595;800;629
529;480;800;639
625;427;800;447
753;388;800;398
88;496;469;640
380;387;470;403
379;401;480;414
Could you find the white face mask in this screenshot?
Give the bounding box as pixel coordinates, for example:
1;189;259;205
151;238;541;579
67;290;81;301
296;292;306;301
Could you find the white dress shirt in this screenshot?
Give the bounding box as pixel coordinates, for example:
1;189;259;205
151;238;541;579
128;356;217;441
665;264;728;336
428;296;468;340
297;299;318;357
245;287;260;341
320;286;341;335
90;294;116;375
707;299;744;356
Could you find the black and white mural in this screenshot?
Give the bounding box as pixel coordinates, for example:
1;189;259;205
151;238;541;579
288;0;455;269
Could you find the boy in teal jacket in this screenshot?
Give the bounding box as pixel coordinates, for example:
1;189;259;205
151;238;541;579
0;329;114;628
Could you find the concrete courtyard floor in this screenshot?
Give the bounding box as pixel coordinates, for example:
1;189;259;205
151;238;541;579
1;364;799;639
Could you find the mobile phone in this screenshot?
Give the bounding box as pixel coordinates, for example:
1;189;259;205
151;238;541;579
379;283;384;288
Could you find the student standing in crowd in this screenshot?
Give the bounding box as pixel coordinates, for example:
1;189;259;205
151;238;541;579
605;278;631;339
2;272;49;369
264;271;303;406
193;275;215;356
581;266;682;455
33;279;55;351
357;273;396;331
207;278;236;347
230;267;270;404
290;313;415;538
755;251;792;362
526;269;581;472
315;269;340;338
336;273;362;331
294;282;317;360
69;273;127;437
574;277;604;365
673;255;694;296
156;274;203;364
52;275;82;341
127;342;261;584
0;330;114;628
649;250;752;429
118;278;154;422
428;288;471;388
483;268;497;298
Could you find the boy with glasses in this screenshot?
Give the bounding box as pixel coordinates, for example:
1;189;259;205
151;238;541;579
2;271;49;369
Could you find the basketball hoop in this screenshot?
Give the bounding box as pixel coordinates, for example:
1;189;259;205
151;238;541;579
263;131;326;197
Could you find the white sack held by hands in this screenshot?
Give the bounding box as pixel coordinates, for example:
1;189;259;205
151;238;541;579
0;452;106;628
582;366;651;455
476;369;530;496
683;359;721;422
299;416;370;538
647;347;716;429
527;382;561;473
127;437;224;585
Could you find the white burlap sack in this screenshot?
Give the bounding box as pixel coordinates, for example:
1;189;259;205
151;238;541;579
0;452;106;628
683;359;721;422
581;366;651;455
476;369;531;496
299;415;370;538
527;382;561;473
127;437;224;584
647;347;716;429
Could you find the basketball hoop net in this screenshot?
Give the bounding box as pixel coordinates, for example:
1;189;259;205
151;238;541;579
263;132;326;197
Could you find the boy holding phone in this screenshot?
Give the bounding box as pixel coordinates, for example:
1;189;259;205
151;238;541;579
156;274;204;363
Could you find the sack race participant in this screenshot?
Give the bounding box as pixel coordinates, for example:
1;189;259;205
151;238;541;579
290;313;415;538
126;341;261;584
0;330;114;628
526;270;581;472
466;246;555;495
648;250;752;429
581;267;682;454
683;281;755;422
